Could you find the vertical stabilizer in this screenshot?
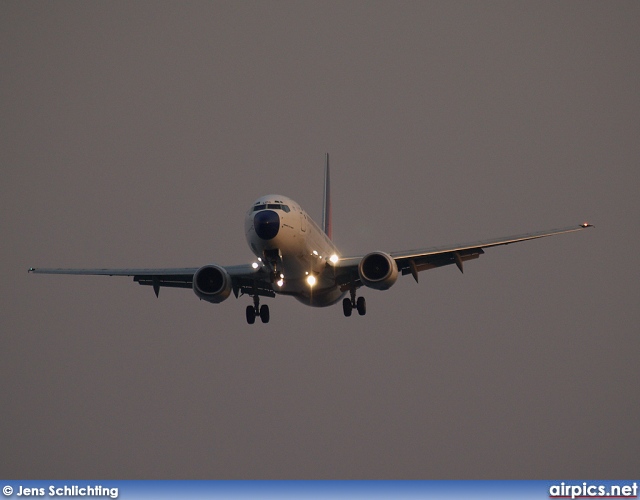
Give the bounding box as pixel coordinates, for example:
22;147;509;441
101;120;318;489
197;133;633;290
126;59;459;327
322;153;332;240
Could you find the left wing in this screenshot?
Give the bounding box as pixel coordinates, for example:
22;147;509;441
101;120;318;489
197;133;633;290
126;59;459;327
333;223;593;287
28;264;272;298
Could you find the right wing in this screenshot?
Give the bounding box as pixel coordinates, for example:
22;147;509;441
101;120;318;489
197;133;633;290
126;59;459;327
28;264;274;298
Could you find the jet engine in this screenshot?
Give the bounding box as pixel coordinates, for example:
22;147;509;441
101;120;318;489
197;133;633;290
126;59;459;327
193;265;232;303
358;251;399;290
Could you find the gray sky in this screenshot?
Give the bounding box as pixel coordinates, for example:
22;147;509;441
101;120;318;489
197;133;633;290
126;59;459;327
2;1;639;478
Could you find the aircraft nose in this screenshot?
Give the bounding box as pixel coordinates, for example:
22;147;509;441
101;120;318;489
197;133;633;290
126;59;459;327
254;210;280;240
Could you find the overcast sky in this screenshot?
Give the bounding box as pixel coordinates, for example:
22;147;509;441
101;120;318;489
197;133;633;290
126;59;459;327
2;1;639;479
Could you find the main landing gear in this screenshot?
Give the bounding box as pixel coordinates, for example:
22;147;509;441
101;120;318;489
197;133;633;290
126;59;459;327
246;294;269;324
342;289;366;317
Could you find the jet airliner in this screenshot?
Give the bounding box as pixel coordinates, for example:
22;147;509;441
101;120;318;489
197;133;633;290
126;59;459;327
29;155;593;324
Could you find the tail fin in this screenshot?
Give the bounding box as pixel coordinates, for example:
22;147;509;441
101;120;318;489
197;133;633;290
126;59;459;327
322;153;332;240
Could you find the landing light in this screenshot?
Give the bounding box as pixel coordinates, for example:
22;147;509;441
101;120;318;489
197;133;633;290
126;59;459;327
277;279;284;287
329;254;339;264
251;262;259;269
312;250;319;256
306;275;316;287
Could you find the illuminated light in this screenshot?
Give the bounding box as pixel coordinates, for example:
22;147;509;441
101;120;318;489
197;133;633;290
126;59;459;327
251;262;259;269
305;271;309;275
280;273;284;279
277;279;284;287
329;254;339;264
312;250;319;256
582;222;589;227
258;257;262;262
306;275;316;287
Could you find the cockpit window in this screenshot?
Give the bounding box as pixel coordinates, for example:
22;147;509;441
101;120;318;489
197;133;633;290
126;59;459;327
253;203;290;213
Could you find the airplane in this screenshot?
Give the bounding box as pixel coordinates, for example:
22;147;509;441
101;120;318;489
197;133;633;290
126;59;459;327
29;154;593;324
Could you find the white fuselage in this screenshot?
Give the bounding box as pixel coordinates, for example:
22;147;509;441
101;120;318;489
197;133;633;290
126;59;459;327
244;194;345;306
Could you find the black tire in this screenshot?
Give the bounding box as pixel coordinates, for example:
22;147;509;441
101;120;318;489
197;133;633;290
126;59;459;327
342;297;352;317
356;296;366;316
260;304;270;324
246;305;256;324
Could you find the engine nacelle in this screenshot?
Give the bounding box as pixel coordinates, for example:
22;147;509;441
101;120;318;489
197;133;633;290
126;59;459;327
358;251;399;290
193;265;232;303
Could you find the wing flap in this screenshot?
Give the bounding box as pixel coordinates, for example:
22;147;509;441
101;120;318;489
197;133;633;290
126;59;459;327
399;247;484;278
134;275;194;289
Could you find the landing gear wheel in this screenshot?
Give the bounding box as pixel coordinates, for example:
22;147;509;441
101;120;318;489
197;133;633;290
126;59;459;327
246;305;256;324
342;297;352;317
356;296;366;316
259;304;270;324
